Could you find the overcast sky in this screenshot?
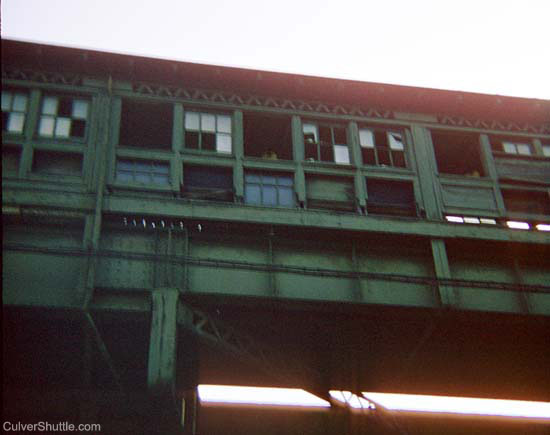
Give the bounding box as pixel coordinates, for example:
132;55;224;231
2;0;549;99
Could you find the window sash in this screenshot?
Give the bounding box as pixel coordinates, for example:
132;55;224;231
184;111;232;153
38;96;89;139
244;173;294;207
116;159;170;185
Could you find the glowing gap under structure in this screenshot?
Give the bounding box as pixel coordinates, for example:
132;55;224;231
362;392;550;419
197;385;330;408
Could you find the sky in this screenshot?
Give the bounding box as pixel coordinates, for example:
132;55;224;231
2;0;549;100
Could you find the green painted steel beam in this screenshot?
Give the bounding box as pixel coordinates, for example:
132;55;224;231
2;187;95;211
430;239;454;306
102;196;550;245
410;126;442;220
148;288;179;398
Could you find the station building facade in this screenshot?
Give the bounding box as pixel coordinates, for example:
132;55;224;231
2;39;550;434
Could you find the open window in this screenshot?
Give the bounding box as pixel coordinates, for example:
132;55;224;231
359;127;407;168
184;111;232;153
244;172;294;207
2;89;28;135
116;159;170;186
182;165;233;201
490;136;534;157
244;113;292;160
366;178;416;217
32;150;83;176
502;189;550;216
303;122;350;164
431;131;485;177
37;95;89;139
119;99;172;149
306;175;355;212
2;146;20;175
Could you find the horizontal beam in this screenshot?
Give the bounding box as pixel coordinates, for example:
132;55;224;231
103;196;550;245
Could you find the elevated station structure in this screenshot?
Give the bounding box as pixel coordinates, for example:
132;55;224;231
2;39;550;434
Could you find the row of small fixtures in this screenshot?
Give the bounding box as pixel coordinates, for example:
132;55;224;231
120;216;549;233
122;217;202;232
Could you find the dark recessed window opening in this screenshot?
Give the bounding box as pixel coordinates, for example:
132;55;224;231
303;122;350;164
37;95;89;139
182;165;233;201
2;147;20;174
490;136;533;157
244;113;292;160
502;189;550;216
306;175;355;212
366;178;416;217
244;172;294;207
32;150;83;176
119;99;173;148
431;131;484;176
116;159;170;185
184;111;232;153
359;127;407;168
2;89;28;134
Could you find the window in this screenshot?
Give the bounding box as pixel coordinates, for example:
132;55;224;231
431;131;484;176
502;141;532;156
502;189;550;216
303;123;350;164
182;165;233;201
245;172;294;207
366;179;416;217
359;127;406;168
38;96;89;139
185;111;232;153
32;150;83;176
116;159;170;185
119;99;172;148
490;136;534;157
542;145;550;157
244;113;292;160
2;90;28;134
2;146;20;175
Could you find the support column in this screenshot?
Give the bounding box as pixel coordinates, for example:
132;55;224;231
430;238;455;307
510;255;531;314
349;122;366;211
233;110;244;201
18;88;41;178
148;288;179;397
172;103;184;195
410;126;442;220
291;115;306;205
480;134;506;215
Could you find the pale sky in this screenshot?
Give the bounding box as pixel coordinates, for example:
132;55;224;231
2;0;549;100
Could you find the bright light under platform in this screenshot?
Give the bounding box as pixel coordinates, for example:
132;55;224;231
197;385;330;408
362;392;550;419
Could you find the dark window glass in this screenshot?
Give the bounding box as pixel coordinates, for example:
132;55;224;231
244;172;294;207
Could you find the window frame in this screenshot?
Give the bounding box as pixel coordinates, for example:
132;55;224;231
36;94;90;142
244;172;295;208
115;158;171;186
184;110;233;154
501;141;533;156
358;126;408;168
303;122;350;165
2;89;29;136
